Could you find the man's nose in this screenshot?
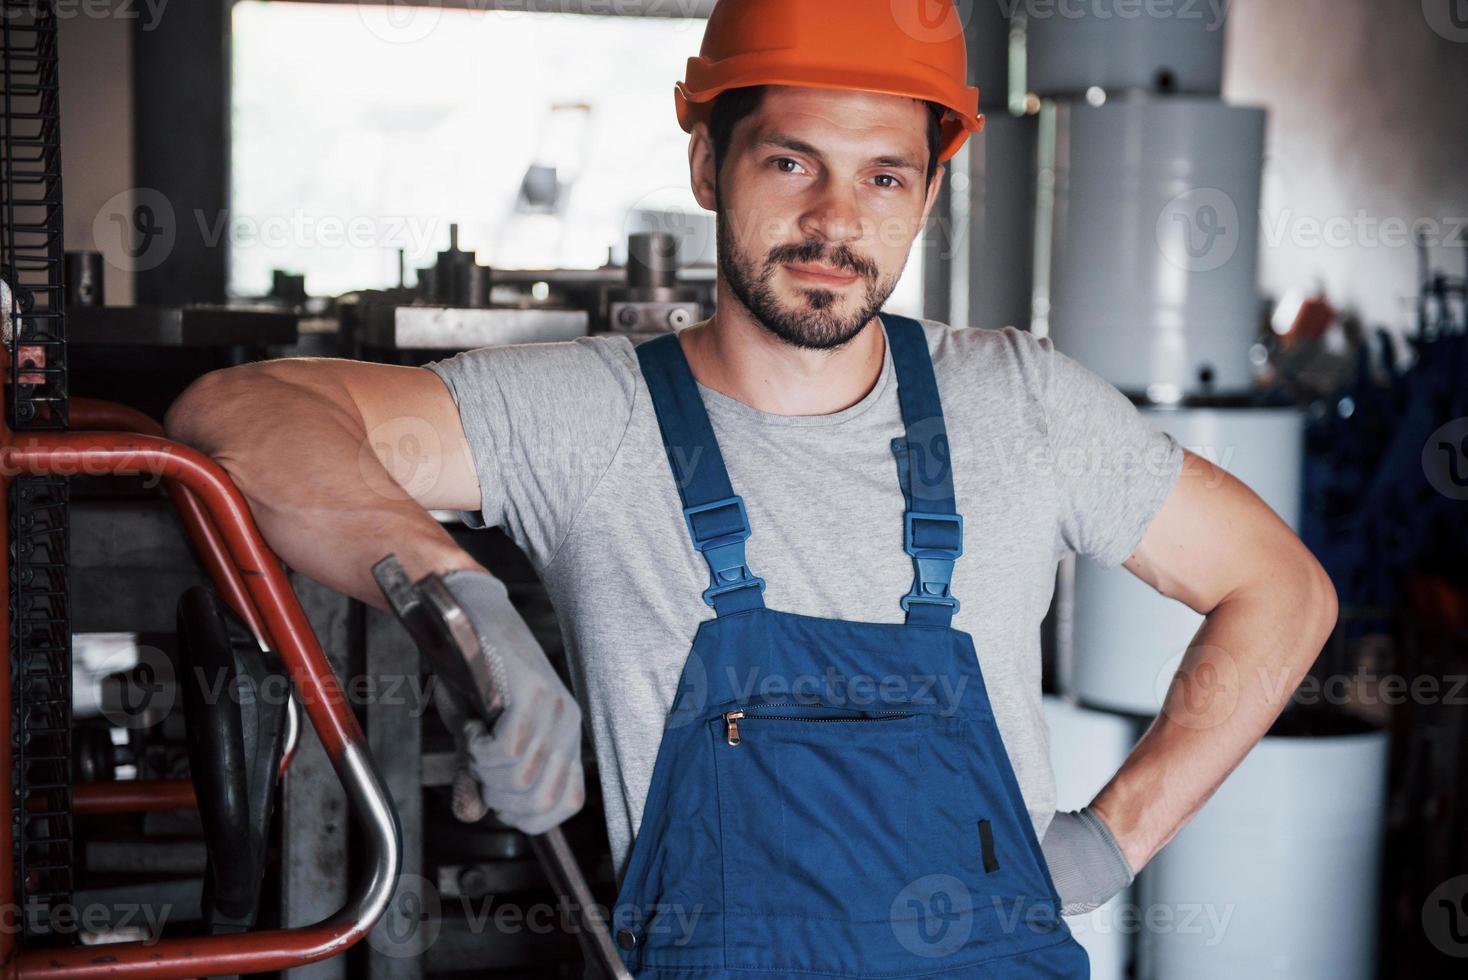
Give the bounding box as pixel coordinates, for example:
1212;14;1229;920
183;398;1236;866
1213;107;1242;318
798;180;867;246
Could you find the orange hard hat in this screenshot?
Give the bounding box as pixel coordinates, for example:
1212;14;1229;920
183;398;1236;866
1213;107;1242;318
675;0;984;163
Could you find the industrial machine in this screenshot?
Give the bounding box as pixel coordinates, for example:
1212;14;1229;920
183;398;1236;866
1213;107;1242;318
0;5;718;976
2;4;404;976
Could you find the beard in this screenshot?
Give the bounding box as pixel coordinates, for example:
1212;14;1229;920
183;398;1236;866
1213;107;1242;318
715;205;901;352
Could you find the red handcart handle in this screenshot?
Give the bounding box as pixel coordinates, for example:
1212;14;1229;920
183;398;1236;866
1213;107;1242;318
0;424;401;978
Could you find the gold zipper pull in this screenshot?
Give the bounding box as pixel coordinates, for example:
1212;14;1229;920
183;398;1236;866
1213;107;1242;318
723;710;745;746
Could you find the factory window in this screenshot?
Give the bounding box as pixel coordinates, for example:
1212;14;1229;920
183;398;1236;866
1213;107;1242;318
229;0;925;314
230;1;711;297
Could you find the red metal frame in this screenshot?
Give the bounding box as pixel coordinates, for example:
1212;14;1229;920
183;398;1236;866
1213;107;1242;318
1;407;401;977
71;779;196;816
66;400;295;814
71;399;270;646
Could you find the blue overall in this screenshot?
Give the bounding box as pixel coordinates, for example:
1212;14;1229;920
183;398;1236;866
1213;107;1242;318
612;312;1090;978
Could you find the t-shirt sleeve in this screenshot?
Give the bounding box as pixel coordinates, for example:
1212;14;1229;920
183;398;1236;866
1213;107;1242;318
1035;336;1185;568
423;336;636;568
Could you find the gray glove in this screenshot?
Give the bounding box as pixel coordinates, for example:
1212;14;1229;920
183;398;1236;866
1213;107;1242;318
1040;807;1135;916
439;569;586;836
429;678;490;825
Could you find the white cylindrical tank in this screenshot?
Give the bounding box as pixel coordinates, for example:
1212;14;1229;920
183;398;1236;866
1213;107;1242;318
1043;695;1143;980
1043;99;1266;398
1025;3;1228;98
1137;715;1388;980
1068;406;1303;714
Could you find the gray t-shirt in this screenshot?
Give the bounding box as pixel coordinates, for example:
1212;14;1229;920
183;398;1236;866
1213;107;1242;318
425;317;1183;886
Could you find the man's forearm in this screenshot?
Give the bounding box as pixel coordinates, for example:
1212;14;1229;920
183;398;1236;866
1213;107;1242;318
165;363;482;609
1087;558;1338;873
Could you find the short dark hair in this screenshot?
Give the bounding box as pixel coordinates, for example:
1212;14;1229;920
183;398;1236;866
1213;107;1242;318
706;85;946;191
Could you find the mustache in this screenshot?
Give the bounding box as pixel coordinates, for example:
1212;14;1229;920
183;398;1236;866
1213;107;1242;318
766;240;878;281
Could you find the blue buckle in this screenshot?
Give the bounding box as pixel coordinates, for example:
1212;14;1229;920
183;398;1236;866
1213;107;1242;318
901;511;963;613
684;497;766;608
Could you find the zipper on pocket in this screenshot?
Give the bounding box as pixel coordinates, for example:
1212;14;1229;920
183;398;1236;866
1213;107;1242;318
720;707;914;747
978;818;999;874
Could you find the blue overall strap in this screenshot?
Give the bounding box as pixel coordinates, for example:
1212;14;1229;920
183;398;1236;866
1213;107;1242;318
882;312;964;627
634;333;766;615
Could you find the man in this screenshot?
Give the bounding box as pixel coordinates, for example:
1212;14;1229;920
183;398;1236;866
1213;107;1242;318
167;0;1336;973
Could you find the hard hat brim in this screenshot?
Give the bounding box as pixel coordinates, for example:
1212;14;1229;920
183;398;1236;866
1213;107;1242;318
675;65;984;163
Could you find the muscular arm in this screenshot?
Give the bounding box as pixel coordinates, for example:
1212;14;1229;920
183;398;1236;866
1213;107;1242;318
164;358;487;609
1088;448;1339;872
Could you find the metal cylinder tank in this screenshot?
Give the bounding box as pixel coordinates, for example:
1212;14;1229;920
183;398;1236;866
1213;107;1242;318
1025;3;1228;98
1137;714;1388;980
1068;406;1303;714
1043;99;1266;398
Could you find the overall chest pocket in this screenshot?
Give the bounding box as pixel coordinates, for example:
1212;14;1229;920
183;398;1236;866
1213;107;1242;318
710;704;924;923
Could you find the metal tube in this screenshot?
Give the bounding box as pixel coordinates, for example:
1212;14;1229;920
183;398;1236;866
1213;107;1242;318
1;431;401;978
71;780;197;815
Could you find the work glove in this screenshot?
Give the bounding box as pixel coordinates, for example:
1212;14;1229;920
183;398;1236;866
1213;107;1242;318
436;569;586;836
1040;807;1135;916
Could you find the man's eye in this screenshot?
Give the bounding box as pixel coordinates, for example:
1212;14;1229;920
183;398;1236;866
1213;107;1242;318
874;174;901;189
774;158;805;174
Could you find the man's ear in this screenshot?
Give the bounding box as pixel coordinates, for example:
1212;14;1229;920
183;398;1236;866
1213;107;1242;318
921;162;947;227
689;122;718;212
